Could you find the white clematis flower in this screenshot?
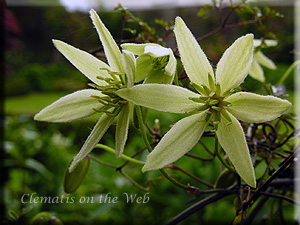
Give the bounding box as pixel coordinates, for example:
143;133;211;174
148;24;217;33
116;17;291;187
249;39;278;82
34;9;136;172
121;43;177;84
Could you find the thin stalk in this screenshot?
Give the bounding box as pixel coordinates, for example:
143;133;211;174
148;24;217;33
89;155;118;168
276;60;300;88
94;144;145;165
119;170;149;192
214;136;236;173
135;105;193;191
135;105;152;153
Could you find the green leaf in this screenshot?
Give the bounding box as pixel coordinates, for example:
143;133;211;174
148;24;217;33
69;113;115;172
249;59;265;82
174;16;214;88
216;34;254;94
64;156;90;193
90;9;123;72
115;103;130;158
34;89;105;122
53;40;110;86
216;111;256;187
225;92;291;123
135;54;153;82
142;111;208;172
116;84;202;113
254;51;276;70
121;50;136;87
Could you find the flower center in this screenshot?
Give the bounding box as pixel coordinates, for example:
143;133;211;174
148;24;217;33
89;69;128;116
189;76;233;129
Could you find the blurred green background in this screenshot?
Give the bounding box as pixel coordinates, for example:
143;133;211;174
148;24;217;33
3;1;296;224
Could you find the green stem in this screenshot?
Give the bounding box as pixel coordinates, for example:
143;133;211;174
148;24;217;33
94;144;145;165
160;169;192;191
135;105;193;191
174;70;179;86
276;60;300;88
135;105;152;153
214;136;236;173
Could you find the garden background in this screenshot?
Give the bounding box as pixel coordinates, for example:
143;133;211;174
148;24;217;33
2;0;299;224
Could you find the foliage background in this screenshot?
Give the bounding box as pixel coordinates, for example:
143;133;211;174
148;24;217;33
2;1;297;224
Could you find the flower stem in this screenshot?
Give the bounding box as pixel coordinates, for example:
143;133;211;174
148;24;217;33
276;60;300;88
135;105;194;191
135;105;153;153
94;144;145;165
214;135;236;173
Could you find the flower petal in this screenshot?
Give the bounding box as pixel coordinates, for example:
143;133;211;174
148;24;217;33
34;89;104;122
121;43;161;55
90;9;123;72
225;92;291;123
254;51;276;70
164;48;177;77
135;54;153;82
121;50;136;88
174;16;214;87
216;112;256;187
69;113;115;172
142;111;208;172
144;45;170;57
116;84;202;113
115;103;131;158
249;59;265;82
253;39;278;48
216;34;254;94
53;40;110;86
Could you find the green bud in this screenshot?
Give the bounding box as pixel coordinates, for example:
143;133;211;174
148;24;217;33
202;85;211;96
214;169;236;188
189;97;206;103
191;82;207;96
211;106;222;111
64;156;90;193
197;104;209;111
220;109;232;124
208;73;215;91
216;83;221;96
208;99;219;106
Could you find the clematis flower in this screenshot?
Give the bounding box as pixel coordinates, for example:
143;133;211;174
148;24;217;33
116;17;291;187
34;9;135;172
121;43;176;84
249;39;278;82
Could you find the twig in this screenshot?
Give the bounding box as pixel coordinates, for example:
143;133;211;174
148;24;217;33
166;188;235;225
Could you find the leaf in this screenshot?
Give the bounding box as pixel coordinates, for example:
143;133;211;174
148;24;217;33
225;92;291;123
174;16;214;88
142;111;208;172
64;156;90;193
216;112;256;187
115;103;130;158
34;89;105;122
116;84;202;113
90;9;123;72
53;40;110;86
69;113;115;172
121;50;136;87
216;34;254;94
